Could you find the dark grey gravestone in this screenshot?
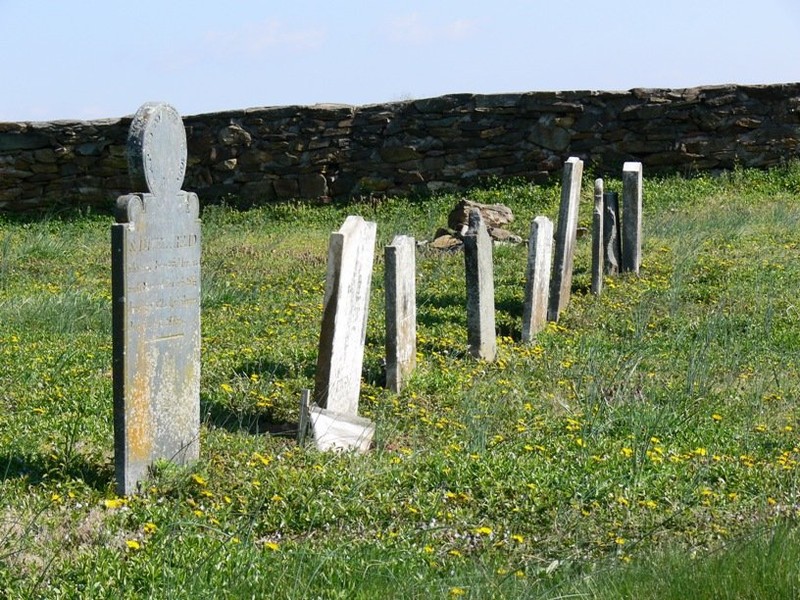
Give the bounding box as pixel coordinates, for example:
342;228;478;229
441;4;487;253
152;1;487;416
385;235;417;393
521;216;553;342
592;178;604;295
622;161;643;274
112;102;200;496
603;191;621;275
464;209;496;361
547;157;583;322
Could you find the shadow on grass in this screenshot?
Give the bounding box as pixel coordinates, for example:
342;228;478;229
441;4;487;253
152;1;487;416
202;399;300;437
0;451;114;490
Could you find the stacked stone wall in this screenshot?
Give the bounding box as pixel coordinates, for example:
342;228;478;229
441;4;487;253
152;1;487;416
1;83;799;212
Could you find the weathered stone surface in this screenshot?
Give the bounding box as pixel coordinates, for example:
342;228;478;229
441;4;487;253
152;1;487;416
112;103;201;495
603;191;621;275
592;178;604;295
447;198;514;235
310;405;375;453
313;215;377;416
622;162;643;274
464;210;496;361
521;216;553;342
385;235;417;393
548;157;583;322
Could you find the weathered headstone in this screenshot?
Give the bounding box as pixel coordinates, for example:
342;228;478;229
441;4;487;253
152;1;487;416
385;235;417;393
622;161;643;274
603;191;621;275
521;216;554;342
313;215;377;416
112;102;200;495
464;209;497;361
547;157;584;322
592;179;604;295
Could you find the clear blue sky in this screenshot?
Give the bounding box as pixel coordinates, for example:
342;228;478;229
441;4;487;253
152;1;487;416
2;0;799;121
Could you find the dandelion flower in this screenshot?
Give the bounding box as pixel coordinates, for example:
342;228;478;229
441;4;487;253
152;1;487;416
126;540;141;550
474;526;492;536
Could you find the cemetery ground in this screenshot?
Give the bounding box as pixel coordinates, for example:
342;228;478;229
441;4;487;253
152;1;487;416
2;164;800;598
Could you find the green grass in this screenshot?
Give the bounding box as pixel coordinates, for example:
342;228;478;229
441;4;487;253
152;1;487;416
1;164;800;598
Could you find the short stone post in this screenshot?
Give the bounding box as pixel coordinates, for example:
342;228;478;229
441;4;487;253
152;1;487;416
603;191;621;275
464;209;496;361
547;157;584;322
311;215;377;452
592;179;604;295
521;216;553;342
622;161;643;274
385;235;417;393
112;102;201;495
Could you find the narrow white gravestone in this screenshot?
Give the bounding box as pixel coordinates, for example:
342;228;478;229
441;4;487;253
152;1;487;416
112;102;201;495
591;178;604;295
385;235;417;393
521;216;554;342
312;215;377;452
622;161;643;274
464;209;497;361
547;157;584;322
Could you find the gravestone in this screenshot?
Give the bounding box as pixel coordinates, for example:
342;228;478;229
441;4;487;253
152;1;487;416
603;191;621;275
592;178;604;295
385;235;417;393
313;215;377;417
521;216;554;342
112;102;201;495
547;157;583;322
464;209;497;361
622;161;643;274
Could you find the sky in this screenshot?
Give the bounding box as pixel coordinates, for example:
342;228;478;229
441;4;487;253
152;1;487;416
2;0;799;122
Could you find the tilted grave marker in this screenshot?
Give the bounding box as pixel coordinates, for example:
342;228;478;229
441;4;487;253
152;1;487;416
547;157;583;322
521;216;554;342
592;178;604;295
112;102;201;495
385;235;417;393
312;215;377;451
603;191;621;275
464;209;497;361
622;161;643;274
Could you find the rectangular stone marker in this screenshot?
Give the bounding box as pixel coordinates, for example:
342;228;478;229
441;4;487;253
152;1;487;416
464;209;497;361
592;178;604;295
313;215;377;417
385;235;417;393
521;216;554;342
112;102;200;495
622;161;643;274
603;191;621;275
547;157;584;322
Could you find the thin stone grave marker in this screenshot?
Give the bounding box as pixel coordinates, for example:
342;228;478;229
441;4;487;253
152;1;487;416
385;235;417;393
521;216;553;342
548;157;583;322
464;209;496;361
592;178;604;295
312;215;377;452
112;102;200;495
622;161;643;274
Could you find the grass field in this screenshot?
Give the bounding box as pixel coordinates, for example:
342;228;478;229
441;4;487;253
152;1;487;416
1;164;800;598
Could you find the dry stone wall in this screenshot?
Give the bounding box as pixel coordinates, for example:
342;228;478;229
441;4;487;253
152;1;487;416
2;83;799;212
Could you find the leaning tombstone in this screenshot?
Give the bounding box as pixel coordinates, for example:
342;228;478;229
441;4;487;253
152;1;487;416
521;216;554;342
311;215;377;452
385;235;417;393
622;161;643;274
464;209;497;361
547;157;584;322
112;102;201;495
591;179;604;295
603;191;621;275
